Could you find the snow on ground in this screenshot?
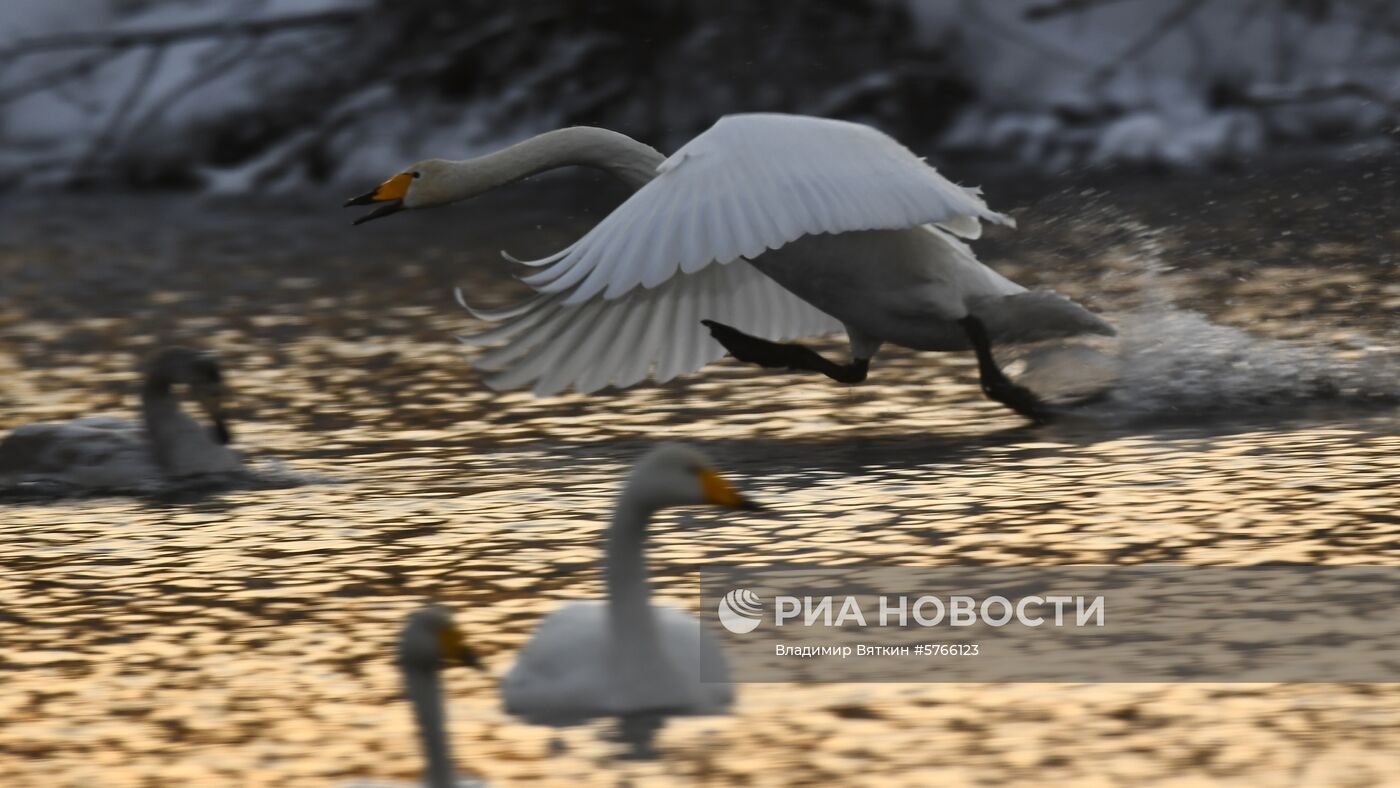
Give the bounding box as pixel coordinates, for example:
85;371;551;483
921;0;1399;168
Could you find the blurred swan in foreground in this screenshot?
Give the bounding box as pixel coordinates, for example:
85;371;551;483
0;347;240;490
347;113;1113;422
347;607;485;788
500;444;757;755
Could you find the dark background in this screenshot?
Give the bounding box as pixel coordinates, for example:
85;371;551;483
1;0;1396;191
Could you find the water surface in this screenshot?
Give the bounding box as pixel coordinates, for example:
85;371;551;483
1;164;1397;785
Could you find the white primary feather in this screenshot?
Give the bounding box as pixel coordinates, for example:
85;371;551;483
516;113;1015;305
460;260;842;396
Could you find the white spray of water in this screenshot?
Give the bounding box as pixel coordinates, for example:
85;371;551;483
1010;199;1398;419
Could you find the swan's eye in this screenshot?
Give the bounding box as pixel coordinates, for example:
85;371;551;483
412;171;421;179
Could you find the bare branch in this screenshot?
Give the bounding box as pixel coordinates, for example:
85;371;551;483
0;9;363;61
0;51;113;104
1245;80;1400;112
78;46;165;171
1343;0;1400;61
962;1;1096;71
1232;0;1272;34
199;86;396;190
1089;0;1209;86
1024;0;1135;21
119;38;260;149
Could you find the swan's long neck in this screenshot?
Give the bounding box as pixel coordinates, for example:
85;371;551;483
438;126;666;201
140;376;183;470
402;664;455;788
606;493;663;656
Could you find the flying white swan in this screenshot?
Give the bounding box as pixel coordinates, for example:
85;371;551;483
500;444;756;754
346;606;486;788
0;347;240;491
347;113;1114;421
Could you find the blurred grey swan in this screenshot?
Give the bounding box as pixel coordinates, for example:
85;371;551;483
0;347;240;490
346;113;1114;422
347;607;486;788
500;444;758;755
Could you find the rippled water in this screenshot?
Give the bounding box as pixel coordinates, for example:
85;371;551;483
1;163;1397;786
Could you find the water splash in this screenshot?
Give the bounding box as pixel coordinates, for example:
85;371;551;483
1108;309;1394;412
1020;309;1399;420
1006;193;1399;421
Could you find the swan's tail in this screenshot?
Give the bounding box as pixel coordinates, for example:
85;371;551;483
970;290;1116;345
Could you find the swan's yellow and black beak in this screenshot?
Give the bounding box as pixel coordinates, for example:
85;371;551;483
194;386;231;445
438;624;482;669
345;172;411;225
700;468;762;510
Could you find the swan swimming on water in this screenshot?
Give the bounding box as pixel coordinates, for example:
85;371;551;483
398;607;484;788
347;113;1114;421
500;444;757;754
347;607;485;788
0;347;240;492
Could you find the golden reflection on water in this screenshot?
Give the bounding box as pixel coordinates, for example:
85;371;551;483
1;180;1397;786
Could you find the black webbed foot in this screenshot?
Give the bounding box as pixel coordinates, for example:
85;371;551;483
702;319;811;369
702;319;868;384
981;374;1052;424
959;315;1053;424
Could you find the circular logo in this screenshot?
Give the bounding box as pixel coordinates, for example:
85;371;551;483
717;588;763;634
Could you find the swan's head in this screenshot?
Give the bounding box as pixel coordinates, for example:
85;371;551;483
344;159;455;225
147;347;230;445
398;606;481;671
624;443;762;513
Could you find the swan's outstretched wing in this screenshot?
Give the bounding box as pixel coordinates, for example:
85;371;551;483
460;261;842;396
518;113;1015;305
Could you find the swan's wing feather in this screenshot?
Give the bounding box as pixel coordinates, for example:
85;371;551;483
460;261;842;395
935;214;984;239
514;114;1013;305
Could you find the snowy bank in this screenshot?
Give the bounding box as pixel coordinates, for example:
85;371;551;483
0;0;1395;192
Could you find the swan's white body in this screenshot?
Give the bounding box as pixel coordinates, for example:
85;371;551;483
406;114;1114;395
501;600;731;722
1;413;240;489
0;417;166;489
749;226;1102;352
500;445;747;728
0;349;240;491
